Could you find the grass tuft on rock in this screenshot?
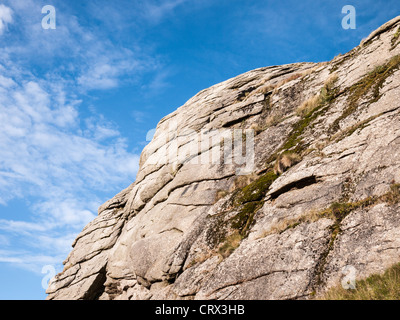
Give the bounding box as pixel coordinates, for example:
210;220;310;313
259;182;400;239
391;27;400;49
381;183;400;204
281;73;339;158
217;231;243;259
330;55;400;133
273;152;301;175
322;263;400;300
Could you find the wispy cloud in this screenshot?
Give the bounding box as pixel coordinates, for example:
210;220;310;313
0;249;62;274
1;0;162;92
0;4;13;35
132;110;147;124
0;1;144;274
0;235;10;246
0;68;140;271
142;0;187;23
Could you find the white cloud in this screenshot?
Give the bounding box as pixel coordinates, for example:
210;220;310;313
88;0;188;26
0;55;140;274
0;4;13;35
77;62;122;90
0;235;9;246
1;1;159;92
132;110;147;123
143;0;187;22
0;249;62;274
0;220;50;234
0;74;140;205
0;0;177;277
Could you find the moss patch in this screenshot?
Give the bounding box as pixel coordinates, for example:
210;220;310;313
234;171;278;206
266;75;339;167
206;213;230;249
230;202;262;235
230;170;278;237
330;55;400;133
280;97;330;154
210;170;279;258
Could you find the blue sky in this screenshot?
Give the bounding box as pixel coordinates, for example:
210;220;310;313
0;0;398;300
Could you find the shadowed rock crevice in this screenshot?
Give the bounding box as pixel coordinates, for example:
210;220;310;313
269;176;319;200
82;266;107;300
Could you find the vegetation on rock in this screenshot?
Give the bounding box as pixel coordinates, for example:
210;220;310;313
322;263;400;300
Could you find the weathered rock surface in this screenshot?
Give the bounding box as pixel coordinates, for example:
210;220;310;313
47;16;400;300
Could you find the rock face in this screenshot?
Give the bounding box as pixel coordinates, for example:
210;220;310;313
47;16;400;300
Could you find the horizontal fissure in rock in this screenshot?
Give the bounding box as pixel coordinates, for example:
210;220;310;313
269;176;319;200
